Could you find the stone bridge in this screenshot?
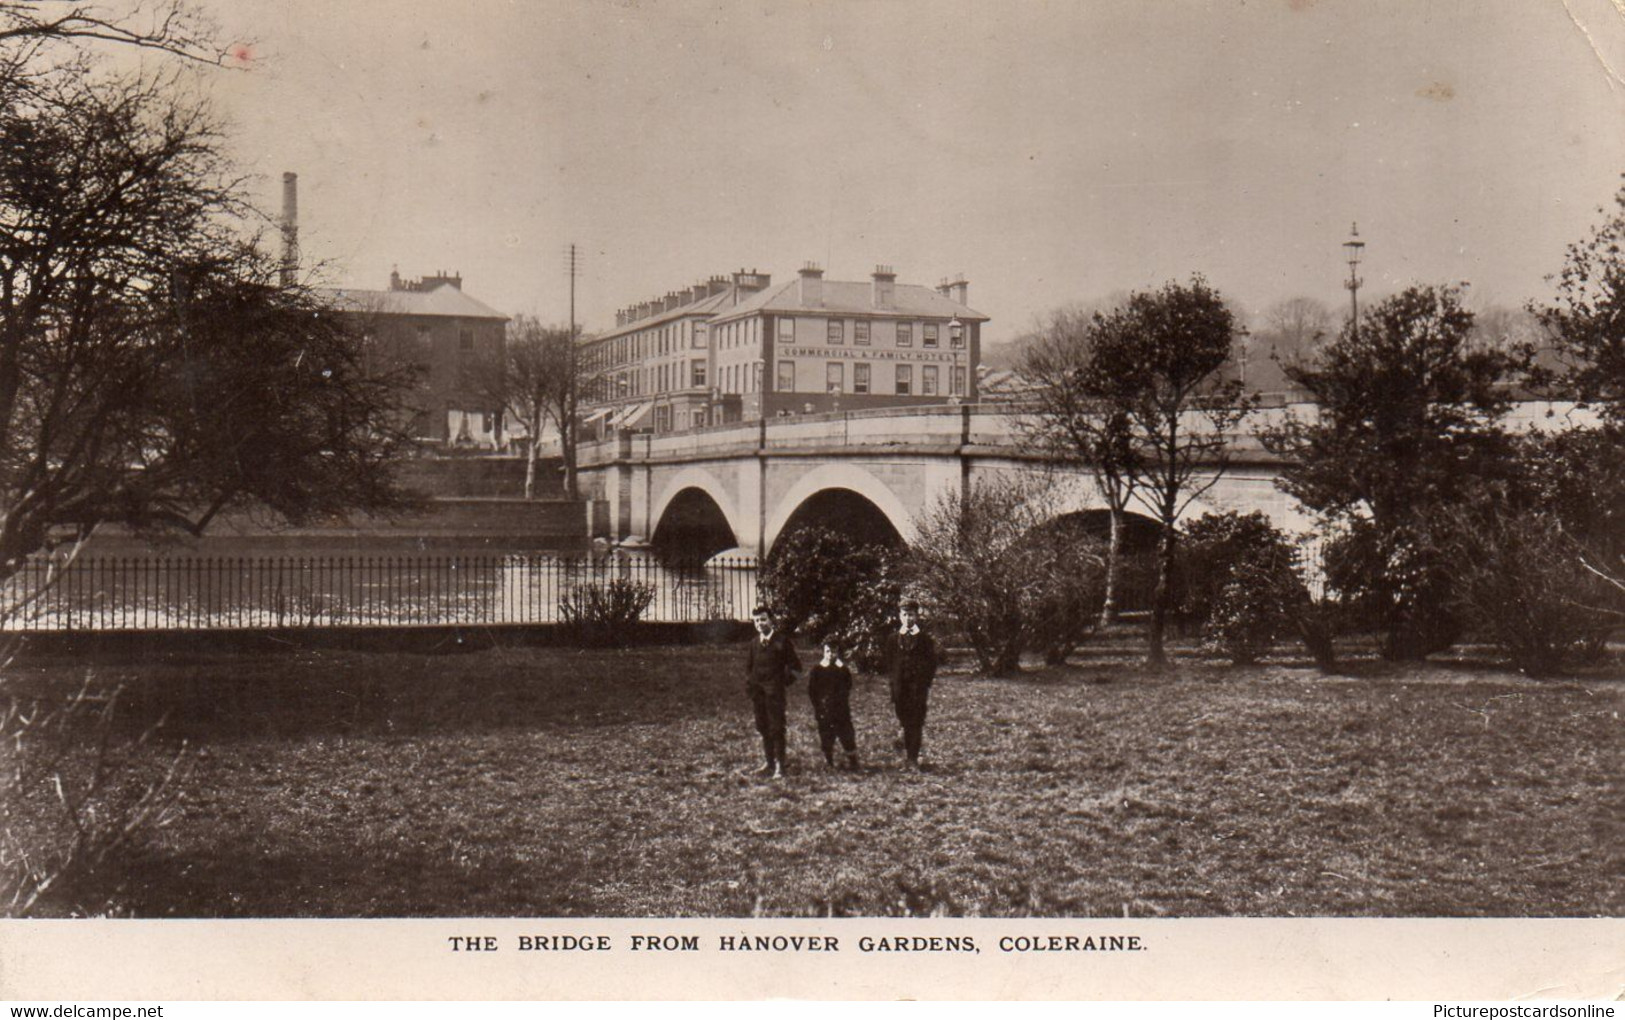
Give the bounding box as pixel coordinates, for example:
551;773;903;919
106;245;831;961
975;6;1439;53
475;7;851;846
577;400;1589;559
576;404;1319;558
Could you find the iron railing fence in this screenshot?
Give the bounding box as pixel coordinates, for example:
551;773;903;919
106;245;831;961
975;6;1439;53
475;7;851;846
0;554;759;632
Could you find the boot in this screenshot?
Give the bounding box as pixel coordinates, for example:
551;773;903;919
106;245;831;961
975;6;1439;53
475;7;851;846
845;751;860;771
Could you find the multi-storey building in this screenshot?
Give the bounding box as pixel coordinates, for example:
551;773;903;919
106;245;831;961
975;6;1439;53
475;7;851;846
325;269;509;447
580;265;986;436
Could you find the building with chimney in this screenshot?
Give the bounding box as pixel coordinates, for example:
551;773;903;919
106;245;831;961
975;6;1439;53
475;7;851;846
322;270;509;446
279;170;509;447
579;265;986;437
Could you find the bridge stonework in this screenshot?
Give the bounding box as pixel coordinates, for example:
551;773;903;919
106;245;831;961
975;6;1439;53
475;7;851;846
575;405;1325;558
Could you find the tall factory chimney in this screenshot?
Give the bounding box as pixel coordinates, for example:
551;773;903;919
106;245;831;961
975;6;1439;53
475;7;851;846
280;171;299;288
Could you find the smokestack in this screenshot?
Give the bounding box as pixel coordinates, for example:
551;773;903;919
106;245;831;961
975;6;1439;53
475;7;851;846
280;172;299;288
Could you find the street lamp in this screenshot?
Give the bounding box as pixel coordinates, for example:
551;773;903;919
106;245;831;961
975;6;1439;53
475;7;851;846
947;316;965;402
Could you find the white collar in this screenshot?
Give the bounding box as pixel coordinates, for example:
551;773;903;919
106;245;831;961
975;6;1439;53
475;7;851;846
899;624;920;636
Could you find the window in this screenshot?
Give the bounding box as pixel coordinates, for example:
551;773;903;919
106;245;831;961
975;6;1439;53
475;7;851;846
854;363;870;394
778;317;795;341
854;320;870;345
459;328;474;351
482;412;495;433
656;404;672;433
692;361;707;388
922;364;939;395
923;323;939;348
896;323;912;347
950;320;966;349
693;323;707;349
753;362;764;392
952;365;967;396
827;319;844;344
895;364;912;395
778;360;795;392
826;362;844;392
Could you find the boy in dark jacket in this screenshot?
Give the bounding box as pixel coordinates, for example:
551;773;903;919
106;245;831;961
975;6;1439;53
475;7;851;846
806;637;858;770
744;606;800;778
885;599;938;769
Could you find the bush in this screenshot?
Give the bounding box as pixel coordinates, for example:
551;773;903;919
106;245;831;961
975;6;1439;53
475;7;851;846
1204;560;1299;665
1323;521;1462;661
1017;518;1107;664
558;578;656;646
1445;506;1617;676
760;527;894;638
1178;511;1299;628
906;478;1106;675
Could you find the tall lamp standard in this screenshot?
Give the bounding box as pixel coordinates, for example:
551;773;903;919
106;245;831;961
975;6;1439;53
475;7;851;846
1343;223;1365;342
947;316;965;405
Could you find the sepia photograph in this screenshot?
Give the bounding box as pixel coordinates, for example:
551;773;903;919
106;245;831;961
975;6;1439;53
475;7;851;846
0;0;1620;1002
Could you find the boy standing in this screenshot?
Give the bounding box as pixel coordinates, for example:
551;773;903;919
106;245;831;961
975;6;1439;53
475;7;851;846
886;600;938;769
744;606;800;778
807;638;859;770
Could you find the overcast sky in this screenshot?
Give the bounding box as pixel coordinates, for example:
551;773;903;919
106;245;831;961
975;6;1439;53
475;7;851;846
192;0;1625;343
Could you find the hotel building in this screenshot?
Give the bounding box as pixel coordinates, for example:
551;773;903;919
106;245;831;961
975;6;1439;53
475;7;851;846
580;264;987;435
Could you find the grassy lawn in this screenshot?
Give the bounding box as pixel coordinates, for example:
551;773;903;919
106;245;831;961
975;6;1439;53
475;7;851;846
7;642;1620;918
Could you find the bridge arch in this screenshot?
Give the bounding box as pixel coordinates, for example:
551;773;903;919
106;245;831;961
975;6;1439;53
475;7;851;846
765;463;913;556
650;467;744;558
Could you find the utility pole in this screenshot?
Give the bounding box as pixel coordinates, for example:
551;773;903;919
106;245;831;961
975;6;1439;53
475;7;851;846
1343;222;1365;341
562;243;583;501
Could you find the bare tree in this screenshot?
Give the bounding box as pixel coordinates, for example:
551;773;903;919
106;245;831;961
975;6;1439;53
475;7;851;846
0;61;415;587
1252;296;1333;387
476;315;592;500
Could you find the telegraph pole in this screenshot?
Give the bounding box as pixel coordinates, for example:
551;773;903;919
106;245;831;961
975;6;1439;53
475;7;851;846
1343;223;1365;341
563;243;583;501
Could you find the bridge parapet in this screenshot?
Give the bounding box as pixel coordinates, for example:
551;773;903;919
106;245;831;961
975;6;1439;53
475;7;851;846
575;399;1592;472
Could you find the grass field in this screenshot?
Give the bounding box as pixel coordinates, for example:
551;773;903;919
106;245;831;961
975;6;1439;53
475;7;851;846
7;642;1620;918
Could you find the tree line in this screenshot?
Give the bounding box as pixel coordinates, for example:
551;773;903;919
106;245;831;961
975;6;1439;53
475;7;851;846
765;195;1625;679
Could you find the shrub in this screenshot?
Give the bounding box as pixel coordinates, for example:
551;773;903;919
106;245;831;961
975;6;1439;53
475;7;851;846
906;477;1105;675
1178;511;1299;628
1017;518;1107;664
759;526;895;640
558;578;656;646
1444;506;1617;676
1204;560;1299;665
1323;521;1462;661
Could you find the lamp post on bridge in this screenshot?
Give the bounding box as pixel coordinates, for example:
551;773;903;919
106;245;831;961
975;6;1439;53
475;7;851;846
947;316;965;405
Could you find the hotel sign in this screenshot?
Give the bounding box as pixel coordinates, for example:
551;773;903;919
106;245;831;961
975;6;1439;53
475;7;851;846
779;347;960;362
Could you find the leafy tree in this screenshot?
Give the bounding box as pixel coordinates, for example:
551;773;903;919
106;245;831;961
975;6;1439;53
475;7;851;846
1020;304;1138;627
1532;178;1625;420
1443;502;1615;676
1070;277;1253;666
0;67;415;587
1263;285;1529;659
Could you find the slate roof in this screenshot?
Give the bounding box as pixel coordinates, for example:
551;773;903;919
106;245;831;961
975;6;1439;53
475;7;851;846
590;288;736;343
319;283;508;321
710;278;987;325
